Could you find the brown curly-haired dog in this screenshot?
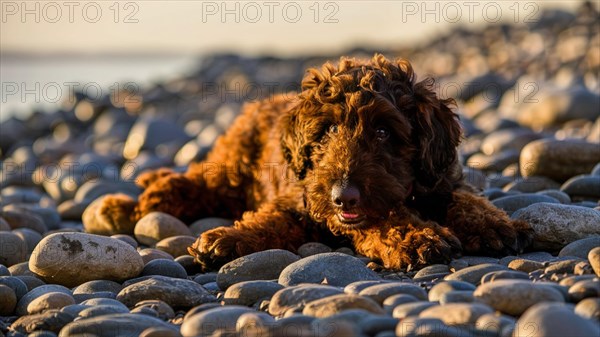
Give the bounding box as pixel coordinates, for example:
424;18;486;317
97;54;533;270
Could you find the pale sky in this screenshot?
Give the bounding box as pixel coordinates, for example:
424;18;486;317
1;1;584;56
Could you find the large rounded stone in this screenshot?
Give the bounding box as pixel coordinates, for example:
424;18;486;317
514;302;600;337
520;139;600;182
444;264;508;285
511;203;600;251
0;210;47;234
0;231;27;267
561;175;600;200
589;247;600;277
491;194;559;216
181;306;254;337
473;280;565;315
419;303;493;325
559;237;600;259
134;212;192;246
222;280;284;306
16;284;71;316
27;292;75;314
0;284;17;315
359;282;428;303
302;294;384;317
268;284;344;317
59;313;178;337
29;233;144;287
117;275;216;308
217;249;300;289
278;252;380;287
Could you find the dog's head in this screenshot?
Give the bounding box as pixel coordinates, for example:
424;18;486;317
281;54;462;233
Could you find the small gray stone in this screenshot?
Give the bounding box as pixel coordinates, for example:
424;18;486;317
520;139;600;181
0;276;28;300
568;280;600;302
574;297;600;321
492;194;559;216
181;306;255;337
279;252;380;287
139;248;174;264
0;231;27;267
12;228;42;254
589;247;600;277
413;264;450;279
0;210;47;234
16;284;72;316
0;284;17;315
475;313;515;335
134;300;175;321
27;292;75;314
514;302;600;337
473;280;564;315
429;281;476;302
480;270;529;283
444;264;508;285
268;284;344;317
396;316;468;337
77;304;129;318
508;259;544;272
142;259;188;279
222;281;284;306
544;259;581;275
11;310;74;335
302;294;384;317
297;242;332;257
117;275;216;308
217;249;299;289
561;175;600;200
344;280;391;294
419;303;493;325
188;217;234;236
359;282;427;304
467;150;520;172
155;235;197;258
134;212;192;246
439;290;474;304
73;280;123;295
503;176;560;193
392;302;438;319
536;190;571;204
382;294;419;314
511;203;600;251
559;237;600;259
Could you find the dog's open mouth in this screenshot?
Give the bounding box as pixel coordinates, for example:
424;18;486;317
337;211;366;226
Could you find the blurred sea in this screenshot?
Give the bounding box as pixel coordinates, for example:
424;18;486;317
0;55;199;122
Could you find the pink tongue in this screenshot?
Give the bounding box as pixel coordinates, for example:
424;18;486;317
342;212;359;219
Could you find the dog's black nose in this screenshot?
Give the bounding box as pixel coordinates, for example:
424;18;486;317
331;183;361;208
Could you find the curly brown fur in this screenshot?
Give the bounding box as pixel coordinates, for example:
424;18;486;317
95;54;533;270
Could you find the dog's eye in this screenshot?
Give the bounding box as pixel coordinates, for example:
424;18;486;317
376;127;389;141
329;124;339;134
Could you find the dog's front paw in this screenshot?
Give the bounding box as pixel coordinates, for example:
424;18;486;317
462;219;534;256
377;225;462;271
188;227;244;271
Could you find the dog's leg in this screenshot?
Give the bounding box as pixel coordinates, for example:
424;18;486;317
444;189;534;256
188;197;317;270
350;213;462;270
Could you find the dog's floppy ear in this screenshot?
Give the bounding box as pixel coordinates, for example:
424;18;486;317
280;104;312;180
411;78;462;192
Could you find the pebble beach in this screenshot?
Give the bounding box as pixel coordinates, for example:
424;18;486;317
1;3;599;337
